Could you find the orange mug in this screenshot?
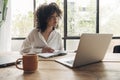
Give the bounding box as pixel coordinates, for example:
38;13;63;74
16;54;38;73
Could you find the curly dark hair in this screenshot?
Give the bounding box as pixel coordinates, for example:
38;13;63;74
35;2;62;32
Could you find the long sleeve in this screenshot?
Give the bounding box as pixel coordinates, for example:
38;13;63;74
20;29;43;54
20;31;34;54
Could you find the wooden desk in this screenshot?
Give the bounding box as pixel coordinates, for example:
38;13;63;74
0;52;120;80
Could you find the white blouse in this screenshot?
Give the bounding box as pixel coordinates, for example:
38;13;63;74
20;28;63;54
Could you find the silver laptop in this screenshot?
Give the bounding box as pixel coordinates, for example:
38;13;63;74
56;34;113;68
0;53;21;68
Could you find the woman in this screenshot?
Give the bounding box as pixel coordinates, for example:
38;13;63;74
20;2;63;54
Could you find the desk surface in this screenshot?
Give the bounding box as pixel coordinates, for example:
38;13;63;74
0;52;120;80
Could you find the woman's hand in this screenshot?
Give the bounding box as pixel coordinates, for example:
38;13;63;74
42;46;54;53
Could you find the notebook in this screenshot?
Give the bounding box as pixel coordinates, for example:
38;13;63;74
56;34;113;68
38;50;67;58
0;53;21;68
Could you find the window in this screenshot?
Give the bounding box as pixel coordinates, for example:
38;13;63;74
11;0;34;37
11;0;64;37
67;0;96;36
100;0;120;37
11;0;120;50
66;0;96;50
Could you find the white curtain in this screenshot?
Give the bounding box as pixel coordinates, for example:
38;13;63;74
0;0;11;51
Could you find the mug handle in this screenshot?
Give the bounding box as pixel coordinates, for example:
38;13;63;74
15;58;23;70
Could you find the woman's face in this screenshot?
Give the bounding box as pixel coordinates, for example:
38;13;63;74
47;12;59;28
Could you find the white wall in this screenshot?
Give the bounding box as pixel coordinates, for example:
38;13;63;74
11;40;24;51
0;0;11;51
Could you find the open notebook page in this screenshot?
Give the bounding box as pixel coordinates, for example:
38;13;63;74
37;50;67;58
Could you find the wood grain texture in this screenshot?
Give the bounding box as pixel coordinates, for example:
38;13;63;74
0;52;120;80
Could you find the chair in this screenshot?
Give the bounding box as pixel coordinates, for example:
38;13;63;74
113;45;120;53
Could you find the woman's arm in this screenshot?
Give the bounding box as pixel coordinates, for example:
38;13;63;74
20;30;34;54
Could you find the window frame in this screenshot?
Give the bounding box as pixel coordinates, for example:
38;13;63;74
12;0;120;50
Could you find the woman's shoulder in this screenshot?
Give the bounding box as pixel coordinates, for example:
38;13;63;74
27;28;39;37
29;28;39;34
31;28;39;32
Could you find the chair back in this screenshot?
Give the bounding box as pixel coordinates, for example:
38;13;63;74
113;45;120;53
